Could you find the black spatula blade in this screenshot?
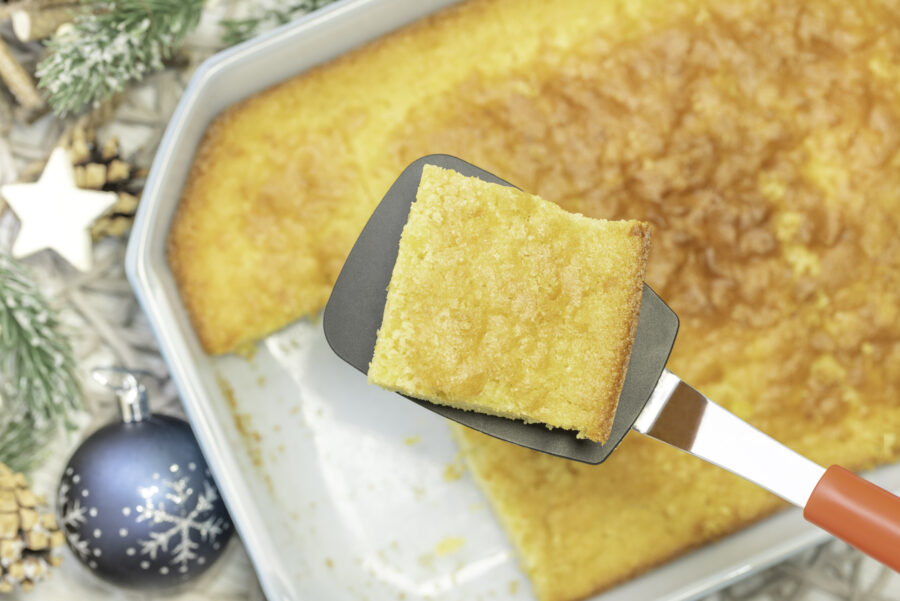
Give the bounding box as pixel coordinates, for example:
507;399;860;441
323;155;678;464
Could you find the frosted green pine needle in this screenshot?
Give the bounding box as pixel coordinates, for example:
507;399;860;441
0;254;80;471
37;0;205;115
0;410;51;474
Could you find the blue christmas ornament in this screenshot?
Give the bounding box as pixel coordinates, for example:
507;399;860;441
57;368;232;589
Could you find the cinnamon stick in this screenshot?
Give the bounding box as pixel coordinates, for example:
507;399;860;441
11;5;76;42
0;37;46;121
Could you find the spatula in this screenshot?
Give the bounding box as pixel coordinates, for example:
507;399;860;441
323;154;900;571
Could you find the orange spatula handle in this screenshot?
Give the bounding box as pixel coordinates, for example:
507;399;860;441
803;465;900;571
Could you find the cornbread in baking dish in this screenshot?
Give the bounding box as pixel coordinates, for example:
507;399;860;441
451;424;784;601
368;166;649;443
168;0;900;599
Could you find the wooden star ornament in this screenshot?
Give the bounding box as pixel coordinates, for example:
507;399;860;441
1;147;117;271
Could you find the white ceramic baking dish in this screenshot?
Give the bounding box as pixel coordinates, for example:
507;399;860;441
125;1;900;599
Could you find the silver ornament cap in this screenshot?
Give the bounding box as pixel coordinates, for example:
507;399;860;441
91;367;151;423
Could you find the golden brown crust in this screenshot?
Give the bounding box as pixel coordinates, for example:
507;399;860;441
601;224;652;441
166;106;359;353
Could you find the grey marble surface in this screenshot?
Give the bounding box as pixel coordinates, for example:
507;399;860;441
0;3;898;600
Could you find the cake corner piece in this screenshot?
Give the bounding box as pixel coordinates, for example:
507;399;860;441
369;165;650;444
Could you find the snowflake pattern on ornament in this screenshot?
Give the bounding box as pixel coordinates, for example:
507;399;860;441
58;468;102;570
58;462;230;576
134;469;227;573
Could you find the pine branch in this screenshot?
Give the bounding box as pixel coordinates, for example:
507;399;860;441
0;254;81;467
0;411;50;473
220;0;336;46
36;0;205;115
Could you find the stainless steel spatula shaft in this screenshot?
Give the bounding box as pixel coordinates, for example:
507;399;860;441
632;372;900;570
633;370;826;508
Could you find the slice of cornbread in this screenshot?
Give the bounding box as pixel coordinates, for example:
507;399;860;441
368;165;650;443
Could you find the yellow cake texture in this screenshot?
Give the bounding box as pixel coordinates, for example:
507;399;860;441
368;165;649;443
168;0;900;599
